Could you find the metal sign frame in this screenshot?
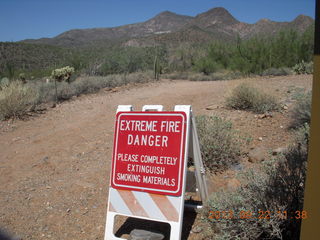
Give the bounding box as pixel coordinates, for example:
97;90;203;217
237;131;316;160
104;105;207;240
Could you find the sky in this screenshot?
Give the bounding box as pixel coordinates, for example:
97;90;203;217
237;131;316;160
0;0;316;42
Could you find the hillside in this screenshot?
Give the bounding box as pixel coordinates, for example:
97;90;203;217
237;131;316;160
21;7;313;47
0;7;314;79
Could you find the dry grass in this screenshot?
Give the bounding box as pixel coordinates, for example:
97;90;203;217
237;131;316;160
0;81;38;120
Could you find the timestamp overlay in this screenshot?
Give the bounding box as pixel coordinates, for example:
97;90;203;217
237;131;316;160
208;210;308;220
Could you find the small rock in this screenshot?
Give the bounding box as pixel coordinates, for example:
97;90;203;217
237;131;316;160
272;147;286;156
111;88;119;93
248;147;266;163
265;112;273;118
205;105;219;110
191;226;203;234
283;105;288;110
230;163;244;171
258;114;266;119
66;209;71;213
258;137;263;141
280;125;284;129
129;229;164;240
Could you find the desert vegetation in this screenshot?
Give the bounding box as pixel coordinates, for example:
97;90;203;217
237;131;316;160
198;91;311;240
225;83;279;113
0;81;37;120
0;28;314;120
196;115;249;172
0;25;314;81
0;6;314;239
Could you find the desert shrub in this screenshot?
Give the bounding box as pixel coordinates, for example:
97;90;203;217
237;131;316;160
19;73;27;83
0;81;37;119
262;67;294;76
196;115;245;172
51;66;75;83
204;166;285;240
0;77;10;89
35;82;56;103
189;71;245;81
33;71;153;104
203;124;309;239
290;91;312;128
226;83;279;113
162;71;244;81
194;58;220;75
265;123;309;239
160;72;190;80
292;61;313;74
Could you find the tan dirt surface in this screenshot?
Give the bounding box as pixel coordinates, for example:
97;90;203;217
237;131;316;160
0;75;312;240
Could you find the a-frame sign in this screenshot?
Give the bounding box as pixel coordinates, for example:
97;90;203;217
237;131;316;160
104;105;208;240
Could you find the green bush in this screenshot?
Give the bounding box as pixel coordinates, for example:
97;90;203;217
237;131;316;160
0;81;38;120
194;58;220;75
51;66;75;83
266;124;309;239
196;115;246;172
32;71;154;104
162;71;244;81
292;61;313;74
226;83;279;113
290;91;312;128
0;77;10;89
203;124;309;239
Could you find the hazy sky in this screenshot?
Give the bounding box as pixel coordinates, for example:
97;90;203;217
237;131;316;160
0;0;315;42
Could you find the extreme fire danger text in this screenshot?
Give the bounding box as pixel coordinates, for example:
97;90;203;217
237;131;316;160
111;112;187;196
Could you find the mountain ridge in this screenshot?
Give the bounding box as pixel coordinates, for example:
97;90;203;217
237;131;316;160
20;7;314;47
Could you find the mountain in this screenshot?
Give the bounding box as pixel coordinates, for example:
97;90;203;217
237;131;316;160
21;7;314;47
23;11;193;47
1;7;313;77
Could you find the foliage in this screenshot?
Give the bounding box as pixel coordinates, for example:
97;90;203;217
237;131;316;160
96;46;167;76
195;115;246;172
0;77;10;88
35;71;153;103
0;25;313;79
162;71;244;81
203;124;310;239
51;66;75;83
19;73;26;83
193;27;314;75
0;42;75;79
290;90;312;128
226;83;279;113
0;81;37;120
292;61;313;74
193;57;220;75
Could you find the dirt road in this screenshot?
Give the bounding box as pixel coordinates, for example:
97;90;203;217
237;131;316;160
0;75;312;240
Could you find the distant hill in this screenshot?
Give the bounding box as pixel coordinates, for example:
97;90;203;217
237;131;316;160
21;7;313;47
0;7;314;78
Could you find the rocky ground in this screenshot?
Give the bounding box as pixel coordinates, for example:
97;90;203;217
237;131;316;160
0;75;312;240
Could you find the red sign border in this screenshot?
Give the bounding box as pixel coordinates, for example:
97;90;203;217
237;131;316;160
110;111;187;196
